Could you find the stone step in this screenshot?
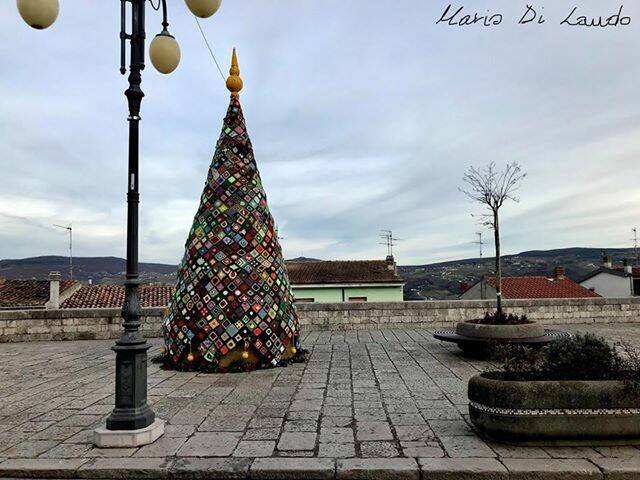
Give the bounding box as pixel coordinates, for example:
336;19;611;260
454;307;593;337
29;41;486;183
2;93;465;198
0;456;621;480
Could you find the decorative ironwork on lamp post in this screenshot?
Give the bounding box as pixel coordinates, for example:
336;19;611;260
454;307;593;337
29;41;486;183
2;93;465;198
16;0;222;444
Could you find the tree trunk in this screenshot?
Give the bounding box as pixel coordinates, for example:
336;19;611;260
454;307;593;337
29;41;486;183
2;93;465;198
494;209;502;316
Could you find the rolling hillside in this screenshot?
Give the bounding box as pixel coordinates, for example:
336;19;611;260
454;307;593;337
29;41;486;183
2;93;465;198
1;247;636;299
0;256;176;284
400;247;637;300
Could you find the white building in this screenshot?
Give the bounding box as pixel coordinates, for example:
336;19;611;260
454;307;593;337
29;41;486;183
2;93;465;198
579;256;639;297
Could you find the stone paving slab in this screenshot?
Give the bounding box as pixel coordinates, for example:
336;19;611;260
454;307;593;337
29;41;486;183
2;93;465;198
171;457;252;479
419;457;509;480
1;324;640;479
0;458;88;478
500;458;603;479
77;457;172;479
250;458;334;480
336;458;419;480
591;457;640;480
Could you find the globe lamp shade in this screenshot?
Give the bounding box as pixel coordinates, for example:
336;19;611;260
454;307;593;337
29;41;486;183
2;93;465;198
17;0;59;30
184;0;221;18
150;32;181;74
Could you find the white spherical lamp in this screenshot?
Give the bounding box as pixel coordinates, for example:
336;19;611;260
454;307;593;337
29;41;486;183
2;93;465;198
184;0;222;18
17;0;59;30
150;31;181;74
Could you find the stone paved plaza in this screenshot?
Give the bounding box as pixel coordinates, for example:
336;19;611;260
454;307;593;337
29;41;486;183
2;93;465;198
1;324;640;479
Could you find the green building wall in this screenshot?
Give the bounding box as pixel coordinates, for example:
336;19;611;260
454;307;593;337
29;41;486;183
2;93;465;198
291;285;404;303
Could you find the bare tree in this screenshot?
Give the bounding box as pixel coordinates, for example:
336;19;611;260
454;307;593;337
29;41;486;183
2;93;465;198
460;162;526;315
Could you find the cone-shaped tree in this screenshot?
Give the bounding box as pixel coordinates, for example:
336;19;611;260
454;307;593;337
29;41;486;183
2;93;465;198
163;49;300;371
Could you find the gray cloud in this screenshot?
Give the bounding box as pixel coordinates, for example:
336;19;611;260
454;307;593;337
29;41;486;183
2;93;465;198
1;1;639;266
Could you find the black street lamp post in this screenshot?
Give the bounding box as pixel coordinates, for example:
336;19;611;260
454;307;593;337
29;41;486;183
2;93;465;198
106;0;154;432
16;0;223;445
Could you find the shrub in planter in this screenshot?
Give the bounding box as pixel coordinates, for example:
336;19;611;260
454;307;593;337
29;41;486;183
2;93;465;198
495;333;637;382
476;311;531;325
468;334;640;444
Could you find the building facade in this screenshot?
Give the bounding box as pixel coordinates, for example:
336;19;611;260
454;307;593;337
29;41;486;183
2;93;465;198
1;260;406;310
285;258;404;303
579;257;639;297
460;266;599;300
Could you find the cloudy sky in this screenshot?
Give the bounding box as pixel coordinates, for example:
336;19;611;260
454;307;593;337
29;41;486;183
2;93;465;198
1;1;639;266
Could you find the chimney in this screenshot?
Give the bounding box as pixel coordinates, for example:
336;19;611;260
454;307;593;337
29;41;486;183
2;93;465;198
603;255;613;269
385;255;397;275
480;276;487;300
553;266;566;280
623;258;633;275
460;281;470;293
46;271;61;310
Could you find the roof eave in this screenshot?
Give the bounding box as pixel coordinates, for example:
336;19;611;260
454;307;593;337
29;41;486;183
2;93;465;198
579;268;629;283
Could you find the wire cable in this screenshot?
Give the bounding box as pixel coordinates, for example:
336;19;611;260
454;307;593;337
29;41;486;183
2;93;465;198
194;16;226;84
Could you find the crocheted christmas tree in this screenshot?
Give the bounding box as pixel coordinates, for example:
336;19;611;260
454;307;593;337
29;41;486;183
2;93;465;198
162;50;300;371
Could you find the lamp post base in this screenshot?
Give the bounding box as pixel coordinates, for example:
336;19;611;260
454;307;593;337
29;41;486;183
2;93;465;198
93;419;164;448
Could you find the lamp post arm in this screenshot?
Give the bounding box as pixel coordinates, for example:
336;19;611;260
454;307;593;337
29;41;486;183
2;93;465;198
161;0;169;29
120;0;128;74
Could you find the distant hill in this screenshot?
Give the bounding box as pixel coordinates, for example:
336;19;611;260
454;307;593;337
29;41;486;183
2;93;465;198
0;255;323;284
1;248;637;297
0;256;176;284
400;247;638;300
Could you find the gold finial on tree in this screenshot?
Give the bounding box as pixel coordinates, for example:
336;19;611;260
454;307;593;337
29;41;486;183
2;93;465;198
226;48;243;97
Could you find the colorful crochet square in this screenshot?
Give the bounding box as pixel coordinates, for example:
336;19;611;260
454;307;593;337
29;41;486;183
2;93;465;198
162;95;299;370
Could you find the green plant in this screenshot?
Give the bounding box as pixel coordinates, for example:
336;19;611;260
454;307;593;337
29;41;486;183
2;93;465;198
545;333;620;380
475;311;530;325
492;333;640;382
494;344;546;379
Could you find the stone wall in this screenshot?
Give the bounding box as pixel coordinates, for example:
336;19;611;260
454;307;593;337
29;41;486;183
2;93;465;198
1;297;640;342
0;308;166;343
300;298;640;330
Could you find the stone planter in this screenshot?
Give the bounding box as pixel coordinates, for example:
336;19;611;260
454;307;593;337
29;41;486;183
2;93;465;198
455;321;545;339
468;373;640;444
434;321;564;358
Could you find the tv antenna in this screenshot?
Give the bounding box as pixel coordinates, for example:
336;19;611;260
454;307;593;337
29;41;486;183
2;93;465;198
633;227;638;265
379;230;402;257
274;222;285;241
53;223;73;280
473;232;485;258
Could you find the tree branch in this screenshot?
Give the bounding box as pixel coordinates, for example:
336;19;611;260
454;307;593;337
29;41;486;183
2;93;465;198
460;161;526;228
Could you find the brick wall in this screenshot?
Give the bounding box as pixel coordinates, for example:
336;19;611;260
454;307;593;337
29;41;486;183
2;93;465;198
1;297;639;342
